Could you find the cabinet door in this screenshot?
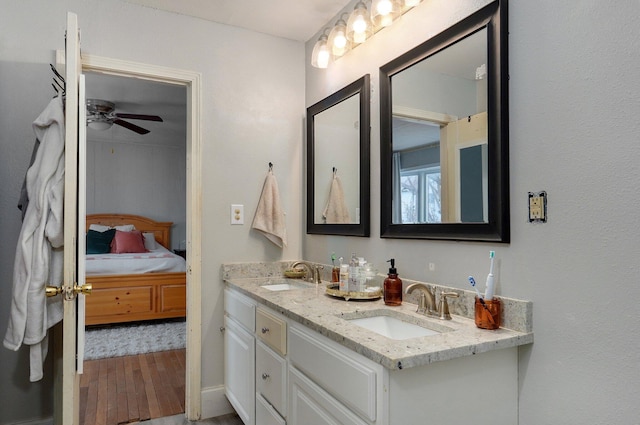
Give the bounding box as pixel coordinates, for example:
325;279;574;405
224;316;255;425
289;367;368;425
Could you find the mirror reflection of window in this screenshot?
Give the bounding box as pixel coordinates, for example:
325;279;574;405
392;116;442;224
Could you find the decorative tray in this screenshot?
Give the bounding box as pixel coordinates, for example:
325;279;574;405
325;283;382;301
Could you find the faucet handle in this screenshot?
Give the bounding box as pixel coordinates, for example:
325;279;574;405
438;292;460;320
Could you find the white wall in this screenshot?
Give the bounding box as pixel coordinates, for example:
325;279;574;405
304;0;640;424
0;0;304;423
86;138;187;249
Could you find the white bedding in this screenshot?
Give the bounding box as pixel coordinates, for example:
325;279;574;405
85;245;186;276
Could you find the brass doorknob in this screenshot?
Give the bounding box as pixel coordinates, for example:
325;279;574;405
75;283;92;295
45;283;92;298
45;286;64;298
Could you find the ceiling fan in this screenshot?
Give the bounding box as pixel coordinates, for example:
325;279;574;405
86;98;163;135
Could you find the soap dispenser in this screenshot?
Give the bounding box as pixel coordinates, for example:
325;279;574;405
384;259;403;306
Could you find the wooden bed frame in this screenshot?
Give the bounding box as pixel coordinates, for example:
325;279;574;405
84;213;186;326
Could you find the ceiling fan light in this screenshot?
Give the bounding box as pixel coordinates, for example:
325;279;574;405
87;120;112;131
347;2;373;44
371;0;401;27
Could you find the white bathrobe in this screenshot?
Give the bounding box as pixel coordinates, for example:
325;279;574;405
4;97;65;382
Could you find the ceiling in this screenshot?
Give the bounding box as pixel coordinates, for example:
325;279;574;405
119;0;353;42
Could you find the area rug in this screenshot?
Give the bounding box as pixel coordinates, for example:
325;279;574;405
84;319;186;360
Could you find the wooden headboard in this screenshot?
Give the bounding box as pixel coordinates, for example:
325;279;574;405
85;214;173;249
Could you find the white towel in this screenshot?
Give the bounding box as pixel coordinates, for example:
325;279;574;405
252;171;287;248
4;97;65;382
322;174;351;224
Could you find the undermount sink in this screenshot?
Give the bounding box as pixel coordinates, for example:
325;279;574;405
342;309;452;340
260;279;310;291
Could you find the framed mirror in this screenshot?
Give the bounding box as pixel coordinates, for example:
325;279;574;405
379;1;509;242
307;75;370;236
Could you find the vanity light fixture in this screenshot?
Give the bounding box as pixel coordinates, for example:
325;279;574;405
347;1;373;44
328;14;351;58
311;28;331;69
312;0;424;68
371;0;401;27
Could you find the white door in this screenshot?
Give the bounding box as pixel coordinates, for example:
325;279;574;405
53;11;86;425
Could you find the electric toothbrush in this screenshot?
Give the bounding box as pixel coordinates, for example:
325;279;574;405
484;251;496;300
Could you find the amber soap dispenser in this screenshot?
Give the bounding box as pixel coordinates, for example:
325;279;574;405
383;259;403;306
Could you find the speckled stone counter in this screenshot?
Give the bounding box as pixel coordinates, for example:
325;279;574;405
222;262;533;370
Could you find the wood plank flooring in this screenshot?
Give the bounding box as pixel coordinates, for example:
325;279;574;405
80;349;186;425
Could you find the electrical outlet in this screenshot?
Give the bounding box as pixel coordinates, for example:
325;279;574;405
231;204;244;225
528;191;547;222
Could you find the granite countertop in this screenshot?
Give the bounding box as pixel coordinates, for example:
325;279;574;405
225;276;534;370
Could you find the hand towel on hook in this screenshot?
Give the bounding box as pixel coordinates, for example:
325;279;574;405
322;173;350;224
252;170;287;248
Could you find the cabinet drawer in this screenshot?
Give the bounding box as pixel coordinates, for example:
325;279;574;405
256;307;287;356
256;393;286;425
256;340;286;417
289;325;378;422
225;288;256;332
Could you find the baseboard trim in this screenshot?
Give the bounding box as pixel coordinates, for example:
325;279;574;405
200;385;235;420
8;419;53;425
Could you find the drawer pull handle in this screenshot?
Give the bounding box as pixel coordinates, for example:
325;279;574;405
261;373;270;380
261;327;270;334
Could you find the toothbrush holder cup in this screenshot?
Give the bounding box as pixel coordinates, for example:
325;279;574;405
475;297;501;330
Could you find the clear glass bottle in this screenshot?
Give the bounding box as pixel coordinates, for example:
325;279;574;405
348;253;359;292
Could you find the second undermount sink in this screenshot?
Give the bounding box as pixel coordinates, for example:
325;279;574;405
260;279;311;291
342;309;452;340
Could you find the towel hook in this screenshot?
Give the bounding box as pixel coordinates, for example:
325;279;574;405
332;167;337;175
268;162;273;171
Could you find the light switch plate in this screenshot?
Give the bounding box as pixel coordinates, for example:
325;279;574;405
528;191;547;222
231;204;244;225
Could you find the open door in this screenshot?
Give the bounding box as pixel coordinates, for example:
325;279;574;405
52;12;87;425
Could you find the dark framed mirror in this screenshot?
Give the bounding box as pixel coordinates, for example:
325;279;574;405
307;75;370;236
380;1;509;242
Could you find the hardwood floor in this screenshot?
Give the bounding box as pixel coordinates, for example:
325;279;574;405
80;349;186;425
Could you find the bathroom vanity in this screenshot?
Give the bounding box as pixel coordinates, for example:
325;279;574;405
223;264;533;425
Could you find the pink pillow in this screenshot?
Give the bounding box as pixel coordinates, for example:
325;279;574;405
110;230;148;254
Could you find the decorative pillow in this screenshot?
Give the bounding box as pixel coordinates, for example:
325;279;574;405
89;224;111;232
110;230;147;254
86;229;116;254
143;232;159;250
114;224;136;232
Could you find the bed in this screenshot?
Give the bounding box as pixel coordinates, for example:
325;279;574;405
84;213;186;326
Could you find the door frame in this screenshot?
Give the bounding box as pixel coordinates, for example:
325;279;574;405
72;52;203;420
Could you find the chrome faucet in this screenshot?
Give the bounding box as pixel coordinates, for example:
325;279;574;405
405;283;459;320
290;261;324;285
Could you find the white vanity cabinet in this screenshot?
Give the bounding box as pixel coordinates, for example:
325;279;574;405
224;289;256;425
224;286;520;425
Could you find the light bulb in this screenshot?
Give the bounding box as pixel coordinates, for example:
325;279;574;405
377;0;393;16
317;47;330;68
334;31;347;49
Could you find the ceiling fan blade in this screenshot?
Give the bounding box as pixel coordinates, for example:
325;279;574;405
113;119;150;135
115;113;163;122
